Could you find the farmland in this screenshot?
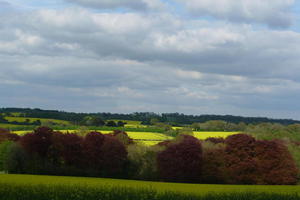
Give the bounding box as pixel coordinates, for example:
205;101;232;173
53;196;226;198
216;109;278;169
0;174;300;200
12;130;235;145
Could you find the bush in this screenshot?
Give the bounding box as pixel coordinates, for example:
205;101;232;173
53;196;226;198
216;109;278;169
157;135;203;183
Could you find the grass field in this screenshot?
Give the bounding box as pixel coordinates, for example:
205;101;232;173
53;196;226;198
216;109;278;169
4;117;71;125
0;123;29;129
0;174;300;196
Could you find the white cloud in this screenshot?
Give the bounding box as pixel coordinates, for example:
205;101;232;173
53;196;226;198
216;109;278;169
176;0;295;28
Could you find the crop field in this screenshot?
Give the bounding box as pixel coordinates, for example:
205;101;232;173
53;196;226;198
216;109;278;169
193;131;238;140
12;130;237;145
4;117;71;125
0;174;300;198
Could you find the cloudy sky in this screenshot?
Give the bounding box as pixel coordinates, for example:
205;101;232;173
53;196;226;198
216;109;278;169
1;0;300;119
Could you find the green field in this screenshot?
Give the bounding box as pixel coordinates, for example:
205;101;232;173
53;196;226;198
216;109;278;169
4;117;71;125
0;123;29;129
0;174;300;196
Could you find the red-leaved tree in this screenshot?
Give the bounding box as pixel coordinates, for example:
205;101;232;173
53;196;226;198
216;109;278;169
255;140;298;185
19;127;54;157
101;135;128;176
157;135;203;183
82;131;105;171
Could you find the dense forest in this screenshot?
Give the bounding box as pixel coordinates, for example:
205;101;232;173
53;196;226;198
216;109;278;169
0;107;299;125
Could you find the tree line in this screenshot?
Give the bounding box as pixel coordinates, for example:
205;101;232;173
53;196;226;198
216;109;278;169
0;127;298;185
1;107;299;125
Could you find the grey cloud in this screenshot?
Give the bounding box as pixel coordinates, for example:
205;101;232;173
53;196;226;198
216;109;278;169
64;0;165;11
175;0;295;28
1;7;300;119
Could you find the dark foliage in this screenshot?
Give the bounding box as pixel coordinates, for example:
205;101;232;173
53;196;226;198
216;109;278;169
19;127;54;157
204;137;225;144
0;129;20;143
157;135;203;183
82;132;105;171
100;135;128;176
254;140;298;185
202;145;226;184
224;134;298;185
2;107;299;126
106;121;118;127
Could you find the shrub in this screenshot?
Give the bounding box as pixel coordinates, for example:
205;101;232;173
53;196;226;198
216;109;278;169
157;135;203;183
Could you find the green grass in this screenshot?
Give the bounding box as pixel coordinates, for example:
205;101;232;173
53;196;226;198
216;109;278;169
0;174;300;200
0;123;35;129
4;116;71;125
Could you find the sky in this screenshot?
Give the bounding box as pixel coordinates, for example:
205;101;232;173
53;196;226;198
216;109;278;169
1;0;300;119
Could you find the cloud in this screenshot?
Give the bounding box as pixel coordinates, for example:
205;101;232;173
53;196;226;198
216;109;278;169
175;0;295;28
64;0;166;11
1;7;300;119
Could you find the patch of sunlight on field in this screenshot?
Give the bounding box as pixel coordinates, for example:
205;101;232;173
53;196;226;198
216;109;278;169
111;120;141;125
138;141;162;146
126;132;172;140
5;117;71;125
1;174;300;195
193;132;239;139
13;130;172;141
172;126;183;130
124;124;147;128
